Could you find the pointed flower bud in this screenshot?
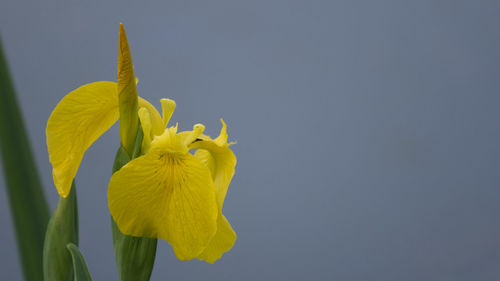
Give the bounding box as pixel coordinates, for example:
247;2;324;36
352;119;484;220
117;23;139;156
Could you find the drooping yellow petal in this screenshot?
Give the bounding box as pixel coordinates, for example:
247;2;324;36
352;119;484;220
46;81;119;197
192;119;236;206
108;129;218;260
194;144;216;175
198;213;236;263
117;23;139;154
192;120;237;262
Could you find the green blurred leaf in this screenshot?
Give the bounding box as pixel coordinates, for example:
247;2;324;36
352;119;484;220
66;243;93;281
111;126;157;281
0;37;50;281
43;183;78;281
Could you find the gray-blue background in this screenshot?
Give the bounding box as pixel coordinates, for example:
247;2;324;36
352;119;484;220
2;0;500;280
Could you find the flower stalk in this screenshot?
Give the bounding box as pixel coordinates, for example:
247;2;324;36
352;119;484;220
43;182;79;281
111;143;157;281
113;24;157;281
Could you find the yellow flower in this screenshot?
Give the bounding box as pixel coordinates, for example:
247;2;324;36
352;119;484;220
46;24;237;262
109;103;237;261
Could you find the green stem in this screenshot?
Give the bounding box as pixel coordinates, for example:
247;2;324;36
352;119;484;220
43;183;78;281
111;126;157;281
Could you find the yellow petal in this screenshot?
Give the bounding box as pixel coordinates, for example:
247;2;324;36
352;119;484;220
137;98;165;154
194;145;216;176
198;213;236;263
160;98;176;127
46;81;119;197
192;119;236;206
138;97;164;137
138;108;153;153
213;118;229;146
191;120;237;262
108;138;218;260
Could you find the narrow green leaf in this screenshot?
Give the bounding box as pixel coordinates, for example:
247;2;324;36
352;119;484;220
0;37;50;281
111;125;157;281
66;243;93;281
43;183;78;281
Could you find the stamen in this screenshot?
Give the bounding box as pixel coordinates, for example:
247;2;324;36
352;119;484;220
160;99;176;127
192;123;206;138
184;123;205;146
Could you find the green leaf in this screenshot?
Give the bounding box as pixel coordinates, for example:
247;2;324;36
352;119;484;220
0;37;50;281
43;183;78;281
66;243;93;281
111;126;157;281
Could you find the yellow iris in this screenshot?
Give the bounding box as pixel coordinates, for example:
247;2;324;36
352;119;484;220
109;105;237;262
46;24;237;262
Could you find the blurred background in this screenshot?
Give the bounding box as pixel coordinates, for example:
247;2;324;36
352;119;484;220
1;0;500;280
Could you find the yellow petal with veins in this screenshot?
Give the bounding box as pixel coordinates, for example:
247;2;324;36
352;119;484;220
108;129;218;260
46;81;119;197
47;79;162;197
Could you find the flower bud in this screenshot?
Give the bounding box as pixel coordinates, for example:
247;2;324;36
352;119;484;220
117;23;139;156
